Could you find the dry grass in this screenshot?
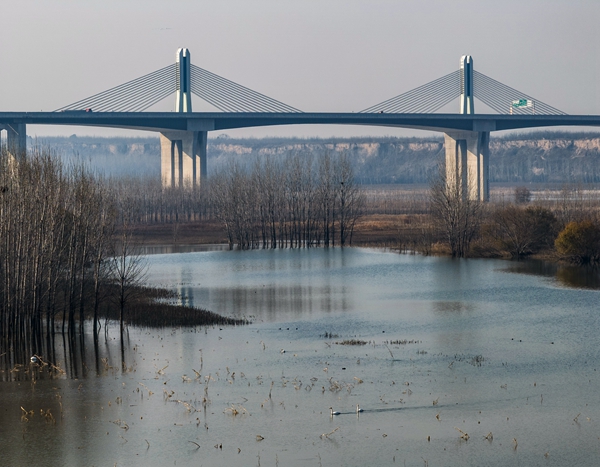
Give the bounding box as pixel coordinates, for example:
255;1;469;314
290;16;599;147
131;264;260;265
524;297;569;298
94;285;247;328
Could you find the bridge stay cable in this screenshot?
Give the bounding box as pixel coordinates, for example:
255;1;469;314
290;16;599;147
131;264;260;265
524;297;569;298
190;81;256;113
54;65;172;110
105;74;176;112
473;71;564;114
65;68;176;112
190;72;264;112
55;61;301;113
360;68;565;115
127;86;177;113
386;76;461;113
98;69;175;110
375;71;460;113
361;73;457;113
190;82;243;112
95;78;169;112
190;65;302;113
194;72;292;112
384;73;459;112
473;71;566;115
191;65;297;112
84;66;174;108
473;73;530;114
376;79;456;113
54;51;565;116
360;70;460;113
55;64;176;112
190;71;274;112
191;76;289;113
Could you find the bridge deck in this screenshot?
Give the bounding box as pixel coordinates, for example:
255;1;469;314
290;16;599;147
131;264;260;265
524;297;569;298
1;112;600;133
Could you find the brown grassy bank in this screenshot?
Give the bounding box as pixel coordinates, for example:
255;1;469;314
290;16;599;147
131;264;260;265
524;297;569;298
72;285;246;328
124;214;423;249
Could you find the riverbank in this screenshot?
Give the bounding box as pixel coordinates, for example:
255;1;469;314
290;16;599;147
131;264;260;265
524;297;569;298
125;214;423;248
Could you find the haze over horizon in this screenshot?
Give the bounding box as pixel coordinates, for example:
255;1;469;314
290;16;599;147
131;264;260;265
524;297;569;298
2;0;598;139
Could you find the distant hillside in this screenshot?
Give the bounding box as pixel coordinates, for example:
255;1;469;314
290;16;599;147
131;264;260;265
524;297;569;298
33;131;600;184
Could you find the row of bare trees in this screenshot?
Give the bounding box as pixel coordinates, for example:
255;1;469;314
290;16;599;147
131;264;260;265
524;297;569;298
0;148;144;366
105;176;214;224
210;153;365;249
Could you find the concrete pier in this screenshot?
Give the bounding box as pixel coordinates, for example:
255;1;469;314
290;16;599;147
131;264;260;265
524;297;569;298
4;123;27;155
160;130;207;188
444;130;489;201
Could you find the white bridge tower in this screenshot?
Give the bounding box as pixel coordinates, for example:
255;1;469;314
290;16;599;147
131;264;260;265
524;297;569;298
444;55;490;201
160;48;207;189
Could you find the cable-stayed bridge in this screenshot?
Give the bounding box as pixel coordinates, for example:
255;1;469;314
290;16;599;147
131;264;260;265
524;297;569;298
1;48;599;200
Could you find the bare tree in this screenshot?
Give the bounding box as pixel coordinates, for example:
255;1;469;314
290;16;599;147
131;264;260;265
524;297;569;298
334;153;364;246
109;201;147;336
490;205;557;258
429;163;482;258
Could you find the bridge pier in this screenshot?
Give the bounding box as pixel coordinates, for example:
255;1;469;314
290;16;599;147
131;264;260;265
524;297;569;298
2;123;27;155
160;130;207;188
444;130;489;202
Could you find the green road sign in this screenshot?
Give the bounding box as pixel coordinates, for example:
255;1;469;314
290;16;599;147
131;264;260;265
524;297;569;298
512;99;532;108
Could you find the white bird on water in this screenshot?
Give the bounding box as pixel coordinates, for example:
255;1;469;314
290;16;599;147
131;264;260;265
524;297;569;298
356;404;363;413
329;407;340;416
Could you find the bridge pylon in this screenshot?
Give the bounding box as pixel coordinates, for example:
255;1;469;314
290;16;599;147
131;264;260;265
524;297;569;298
444;55;489;201
161;48;207;189
175;48;192;113
459;55;474;115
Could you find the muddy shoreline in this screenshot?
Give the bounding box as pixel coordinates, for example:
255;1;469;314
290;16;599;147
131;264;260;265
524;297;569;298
125;214;419;248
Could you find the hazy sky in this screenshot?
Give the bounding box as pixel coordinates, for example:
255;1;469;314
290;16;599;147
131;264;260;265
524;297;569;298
1;0;599;138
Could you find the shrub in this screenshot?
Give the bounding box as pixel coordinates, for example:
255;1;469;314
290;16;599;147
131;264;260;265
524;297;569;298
514;186;532;204
490;205;557;258
555;220;600;265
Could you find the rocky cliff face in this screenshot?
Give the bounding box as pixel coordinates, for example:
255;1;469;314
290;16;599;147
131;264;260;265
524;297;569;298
489;136;600;183
209;140;445;183
39;133;600;184
209;135;600;184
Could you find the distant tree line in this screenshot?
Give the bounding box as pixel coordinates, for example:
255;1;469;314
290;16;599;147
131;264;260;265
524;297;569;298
41;131;600;185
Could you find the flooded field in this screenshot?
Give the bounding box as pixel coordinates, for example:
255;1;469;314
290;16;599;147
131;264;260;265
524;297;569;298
1;248;600;466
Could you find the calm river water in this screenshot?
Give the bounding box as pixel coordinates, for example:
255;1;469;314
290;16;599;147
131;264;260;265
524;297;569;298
1;247;600;466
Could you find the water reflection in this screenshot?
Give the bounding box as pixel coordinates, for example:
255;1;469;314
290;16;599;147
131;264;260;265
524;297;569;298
504;259;600;289
139;243;230;255
3;249;600;466
0;325;135;383
195;284;351;320
146;248;357;321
